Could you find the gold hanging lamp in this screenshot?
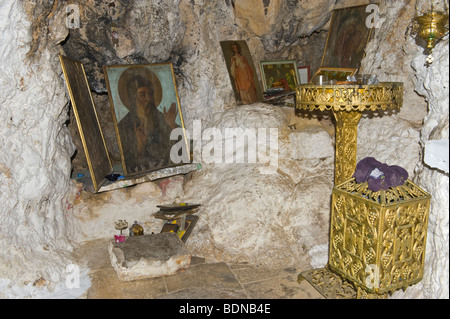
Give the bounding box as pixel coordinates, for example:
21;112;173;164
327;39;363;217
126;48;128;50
411;1;449;64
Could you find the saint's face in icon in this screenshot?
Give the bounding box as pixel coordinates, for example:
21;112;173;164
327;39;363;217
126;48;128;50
126;74;155;114
135;86;151;108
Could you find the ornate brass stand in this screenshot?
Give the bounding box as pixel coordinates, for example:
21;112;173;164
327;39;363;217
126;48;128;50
295;83;405;298
328;179;431;298
333;111;362;185
296;83;403;184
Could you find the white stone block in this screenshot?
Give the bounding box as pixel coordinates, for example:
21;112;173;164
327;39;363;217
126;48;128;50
108;233;191;281
424;139;449;173
289;128;334;160
309;244;329;269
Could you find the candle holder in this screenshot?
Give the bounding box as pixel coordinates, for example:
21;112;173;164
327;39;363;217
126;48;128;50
114;219;128;242
114;219;128;235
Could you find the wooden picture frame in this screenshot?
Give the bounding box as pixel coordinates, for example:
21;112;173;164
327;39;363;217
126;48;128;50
311;67;357;83
259;60;299;92
220;40;264;105
297;66;310;84
321;4;374;69
104;63;190;177
59;55;112;192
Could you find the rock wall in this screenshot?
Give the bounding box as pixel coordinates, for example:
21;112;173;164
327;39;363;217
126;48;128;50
70;176;185;242
0;0;77;288
64;0;338;270
0;0;448;298
61;0;336;170
358;0;449;299
358;0;424;175
181;104;334;268
405;37;449;299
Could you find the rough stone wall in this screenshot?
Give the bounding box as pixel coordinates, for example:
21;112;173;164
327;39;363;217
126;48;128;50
358;0;424;176
406;37;449;299
359;0;449;298
61;0;336;170
70;176;185;242
0;0;448;299
65;0;339;270
180;103;334;268
0;0;77;287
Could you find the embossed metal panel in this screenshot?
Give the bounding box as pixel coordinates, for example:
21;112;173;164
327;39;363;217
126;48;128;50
329;178;431;295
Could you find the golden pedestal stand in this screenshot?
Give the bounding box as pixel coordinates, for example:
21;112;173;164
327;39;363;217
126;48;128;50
295;83;404;185
295;83;419;299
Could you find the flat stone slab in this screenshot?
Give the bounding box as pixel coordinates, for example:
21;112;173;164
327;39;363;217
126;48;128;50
108;233;191;281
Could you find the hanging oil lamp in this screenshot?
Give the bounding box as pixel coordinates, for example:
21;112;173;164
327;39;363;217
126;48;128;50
411;1;449;64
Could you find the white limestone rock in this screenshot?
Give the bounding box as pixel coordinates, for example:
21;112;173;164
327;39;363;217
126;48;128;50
70;180;171;242
0;1;76;286
424;139;449;173
360;1;427;125
288;127;334;160
181;103;334;268
309;244;329;269
400;36;449;299
357;115;421;177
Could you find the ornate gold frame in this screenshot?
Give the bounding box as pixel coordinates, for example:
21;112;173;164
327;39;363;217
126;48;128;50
320;4;374;69
60;55;112;192
259;59;299;92
104;63;190;177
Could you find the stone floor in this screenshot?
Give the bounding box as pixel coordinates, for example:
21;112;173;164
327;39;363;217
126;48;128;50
73;238;324;299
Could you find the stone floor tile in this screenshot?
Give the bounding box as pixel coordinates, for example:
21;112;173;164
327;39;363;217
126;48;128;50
232;266;299;284
190;256;206;265
157;287;248;299
86;269;167;299
73;238;112;271
74;238;323;300
228;261;253;270
164;262;242;294
243;272;325;299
